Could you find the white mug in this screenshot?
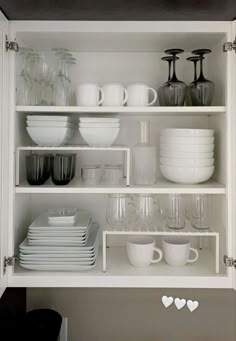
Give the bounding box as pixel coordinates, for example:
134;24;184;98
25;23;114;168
102;83;128;106
127;83;157;106
162;238;199;267
77;83;104;106
127;236;163;268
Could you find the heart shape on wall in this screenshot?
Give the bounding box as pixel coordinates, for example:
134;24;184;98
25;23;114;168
162;296;174;308
174;298;186;310
187;300;199;312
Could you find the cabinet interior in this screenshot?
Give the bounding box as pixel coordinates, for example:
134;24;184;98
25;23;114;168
7;27;232;285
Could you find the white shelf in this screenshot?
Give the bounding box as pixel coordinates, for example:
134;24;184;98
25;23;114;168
15;179;225;194
9;247;229;288
17;145;130;151
16;105;225;115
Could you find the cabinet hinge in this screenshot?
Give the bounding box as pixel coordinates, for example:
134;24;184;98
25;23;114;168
5;36;19;52
223;39;236;52
3;256;17;274
224;255;236;268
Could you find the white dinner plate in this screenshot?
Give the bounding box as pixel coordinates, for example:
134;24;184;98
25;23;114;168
20;255;95;261
28;231;87;237
20;259;95;265
19;263;96;271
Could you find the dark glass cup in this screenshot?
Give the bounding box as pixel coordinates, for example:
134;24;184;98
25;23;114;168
52;154;74;185
26;154;48;185
44;154;54;180
188;49;215;106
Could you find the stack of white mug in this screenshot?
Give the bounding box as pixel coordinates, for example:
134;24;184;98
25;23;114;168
77;83;157;107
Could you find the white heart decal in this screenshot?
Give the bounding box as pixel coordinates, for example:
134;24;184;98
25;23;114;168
187;300;199;312
161;296;174;308
174;298;186;310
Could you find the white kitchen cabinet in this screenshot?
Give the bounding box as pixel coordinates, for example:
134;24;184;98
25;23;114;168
0;13;236;294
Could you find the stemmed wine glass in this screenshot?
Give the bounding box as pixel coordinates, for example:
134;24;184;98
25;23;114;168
158;56;176;106
158;49;187;106
186;56;200;105
188;49;215;106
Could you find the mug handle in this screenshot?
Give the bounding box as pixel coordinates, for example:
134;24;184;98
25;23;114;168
151;247;163;264
148;88;157;106
123;88;128;105
187;248;199;263
98;88;104;105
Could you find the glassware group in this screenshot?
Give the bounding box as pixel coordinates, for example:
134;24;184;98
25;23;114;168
17;48;77;106
158;48;214;106
106;193;209;230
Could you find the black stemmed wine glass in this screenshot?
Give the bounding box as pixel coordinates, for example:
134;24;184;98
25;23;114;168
188;49;215;106
158;56;177;106
186;56;201;105
158;48;187;106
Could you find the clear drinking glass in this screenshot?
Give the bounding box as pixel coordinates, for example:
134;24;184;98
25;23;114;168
106;194;134;228
103;164;123;185
188;49;215;106
17;48;33;105
190;194;209;230
186;56;200;106
81;165;102;186
166;194;186;229
134;194;165;228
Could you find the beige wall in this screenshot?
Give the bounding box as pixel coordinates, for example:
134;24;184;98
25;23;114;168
27;288;236;341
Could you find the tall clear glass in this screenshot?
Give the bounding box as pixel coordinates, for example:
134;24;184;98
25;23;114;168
134;194;165;228
106;194;134;228
190;194;209;230
166;194;185;229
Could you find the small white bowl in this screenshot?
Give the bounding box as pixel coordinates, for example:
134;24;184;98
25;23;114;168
161;129;214;137
79;122;120;128
160;157;214;167
160;165;214;184
79;127;120;146
79;117;120;123
26;127;71;146
160;143;214;153
27;120;73;128
160;136;214;145
160;150;214;159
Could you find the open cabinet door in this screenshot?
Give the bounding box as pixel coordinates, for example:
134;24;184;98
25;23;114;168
0;10;9;298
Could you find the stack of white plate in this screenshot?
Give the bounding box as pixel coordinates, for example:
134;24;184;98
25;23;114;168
26;115;75;146
160;129;215;184
19;209;99;271
79;117;120;146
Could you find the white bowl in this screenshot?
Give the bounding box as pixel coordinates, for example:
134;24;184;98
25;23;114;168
79;117;120;123
79;122;120;128
27;120;73;128
161;129;214;137
26;127;71;146
160;150;214;159
160;143;214;153
160;165;214;184
27;115;72;122
160;157;214;167
160;136;214;145
79;127;120;146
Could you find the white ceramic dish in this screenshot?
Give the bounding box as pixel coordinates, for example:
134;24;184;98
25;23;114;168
27;115;72;122
160;158;214;167
160;136;214;145
26;127;71;146
160;150;214;159
161;129;214;137
27;121;74;128
19;262;96;271
79;123;120;128
79;127;120;146
48;208;79;221
160;143;214;153
160;165;214;184
20;259;95;265
79;117;119;123
30;211;92;230
20;254;95;260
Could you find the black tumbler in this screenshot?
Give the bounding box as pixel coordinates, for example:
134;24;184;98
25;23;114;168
52;154;74;185
26;154;48;185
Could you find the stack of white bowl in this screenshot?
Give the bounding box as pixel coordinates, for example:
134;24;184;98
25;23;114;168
79;117;120;147
160;129;215;184
26;115;75;146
